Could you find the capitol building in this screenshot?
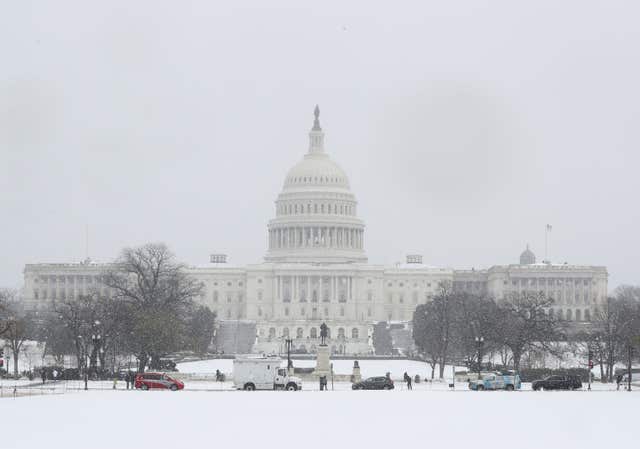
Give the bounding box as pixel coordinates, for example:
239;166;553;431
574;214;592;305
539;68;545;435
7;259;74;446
21;107;609;355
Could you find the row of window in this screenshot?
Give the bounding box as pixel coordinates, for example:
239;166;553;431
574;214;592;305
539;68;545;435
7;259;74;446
509;278;594;287
33;288;111;300
548;308;592;321
34;275;101;284
387;292;433;304
286;175;346;185
277;202;355;216
207;291;244;303
205;280;244;287
258;306;350;318
260;326;360;340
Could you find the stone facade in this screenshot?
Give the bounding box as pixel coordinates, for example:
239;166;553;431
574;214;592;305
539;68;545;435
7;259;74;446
20;107;608;355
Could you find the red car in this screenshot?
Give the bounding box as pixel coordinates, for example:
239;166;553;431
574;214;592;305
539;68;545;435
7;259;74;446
135;372;184;391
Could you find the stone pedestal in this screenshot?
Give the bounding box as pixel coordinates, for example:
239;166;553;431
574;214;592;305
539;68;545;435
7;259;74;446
352;361;362;383
314;344;331;377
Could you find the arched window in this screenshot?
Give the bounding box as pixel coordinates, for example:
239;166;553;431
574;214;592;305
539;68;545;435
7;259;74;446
566;309;573;321
296;327;303;338
269;327;276;339
338;328;345;339
284;307;289;316
352;328;359;339
282;327;289;338
557;309;564;320
575;309;582;321
310;328;317;338
314;204;318;213
213;291;219;302
258;307;262;316
585;309;591;321
321;204;324;213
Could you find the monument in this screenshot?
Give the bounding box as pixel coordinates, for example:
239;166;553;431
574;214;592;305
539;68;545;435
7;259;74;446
315;322;331;378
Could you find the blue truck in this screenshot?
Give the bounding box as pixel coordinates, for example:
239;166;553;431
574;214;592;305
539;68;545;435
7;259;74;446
468;372;521;391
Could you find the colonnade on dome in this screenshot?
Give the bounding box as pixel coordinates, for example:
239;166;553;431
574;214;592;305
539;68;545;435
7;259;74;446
268;226;364;250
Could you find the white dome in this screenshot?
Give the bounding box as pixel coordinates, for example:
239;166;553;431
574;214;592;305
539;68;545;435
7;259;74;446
283;153;350;191
265;106;367;264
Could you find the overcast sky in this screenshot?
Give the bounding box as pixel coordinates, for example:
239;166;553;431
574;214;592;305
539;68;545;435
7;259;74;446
1;1;639;290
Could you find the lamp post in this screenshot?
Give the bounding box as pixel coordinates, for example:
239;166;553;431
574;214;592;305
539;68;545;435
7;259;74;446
285;338;293;371
78;335;88;391
91;333;101;378
475;336;484;378
627;343;633;392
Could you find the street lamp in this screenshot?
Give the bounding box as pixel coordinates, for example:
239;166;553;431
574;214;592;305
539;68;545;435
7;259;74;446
475;336;485;378
78;335;88;391
627;343;633;392
285;338;293;370
91;333;101;378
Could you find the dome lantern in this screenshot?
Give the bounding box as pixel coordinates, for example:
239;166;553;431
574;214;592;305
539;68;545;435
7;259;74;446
519;244;536;265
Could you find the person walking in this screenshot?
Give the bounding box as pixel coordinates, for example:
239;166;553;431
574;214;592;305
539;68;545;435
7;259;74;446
41;369;46;385
404;372;412;390
616;374;623;390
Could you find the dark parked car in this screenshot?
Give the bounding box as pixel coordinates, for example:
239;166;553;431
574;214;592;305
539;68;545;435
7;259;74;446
532;375;582;391
352;376;394;390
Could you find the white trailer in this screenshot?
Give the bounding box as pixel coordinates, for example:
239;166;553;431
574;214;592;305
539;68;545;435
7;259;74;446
233;356;303;391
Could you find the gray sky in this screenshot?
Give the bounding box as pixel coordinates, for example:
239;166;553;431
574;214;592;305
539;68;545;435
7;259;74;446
1;0;639;290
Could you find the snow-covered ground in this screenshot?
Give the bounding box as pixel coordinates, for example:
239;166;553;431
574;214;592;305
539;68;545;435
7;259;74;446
1;386;637;449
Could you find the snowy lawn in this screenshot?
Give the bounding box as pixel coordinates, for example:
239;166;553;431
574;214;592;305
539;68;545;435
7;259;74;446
1;387;637;449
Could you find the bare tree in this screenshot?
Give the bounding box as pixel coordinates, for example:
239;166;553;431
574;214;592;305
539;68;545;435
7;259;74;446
0;288;17;336
412;283;456;379
590;295;640;382
102;243;203;371
493;291;563;372
0;292;35;377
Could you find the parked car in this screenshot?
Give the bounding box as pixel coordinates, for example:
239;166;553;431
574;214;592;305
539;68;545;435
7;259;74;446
532;375;582;391
352;376;394;390
468;373;521;391
135;372;184;391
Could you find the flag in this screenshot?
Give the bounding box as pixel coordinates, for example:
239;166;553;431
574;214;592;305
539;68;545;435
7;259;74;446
546;224;552;232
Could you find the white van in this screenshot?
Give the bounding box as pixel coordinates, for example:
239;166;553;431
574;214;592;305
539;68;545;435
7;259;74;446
233;356;303;391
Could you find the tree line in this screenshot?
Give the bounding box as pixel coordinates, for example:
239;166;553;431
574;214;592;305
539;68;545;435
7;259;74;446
412;283;640;380
0;243;215;377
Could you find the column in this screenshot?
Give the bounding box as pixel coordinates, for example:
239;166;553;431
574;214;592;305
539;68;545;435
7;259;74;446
293;276;298;302
331;276;336;301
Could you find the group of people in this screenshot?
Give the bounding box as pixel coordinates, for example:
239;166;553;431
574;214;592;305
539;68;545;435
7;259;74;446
124;371;136;389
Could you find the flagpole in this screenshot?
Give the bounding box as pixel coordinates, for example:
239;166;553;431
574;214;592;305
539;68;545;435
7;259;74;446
545;224;552;263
